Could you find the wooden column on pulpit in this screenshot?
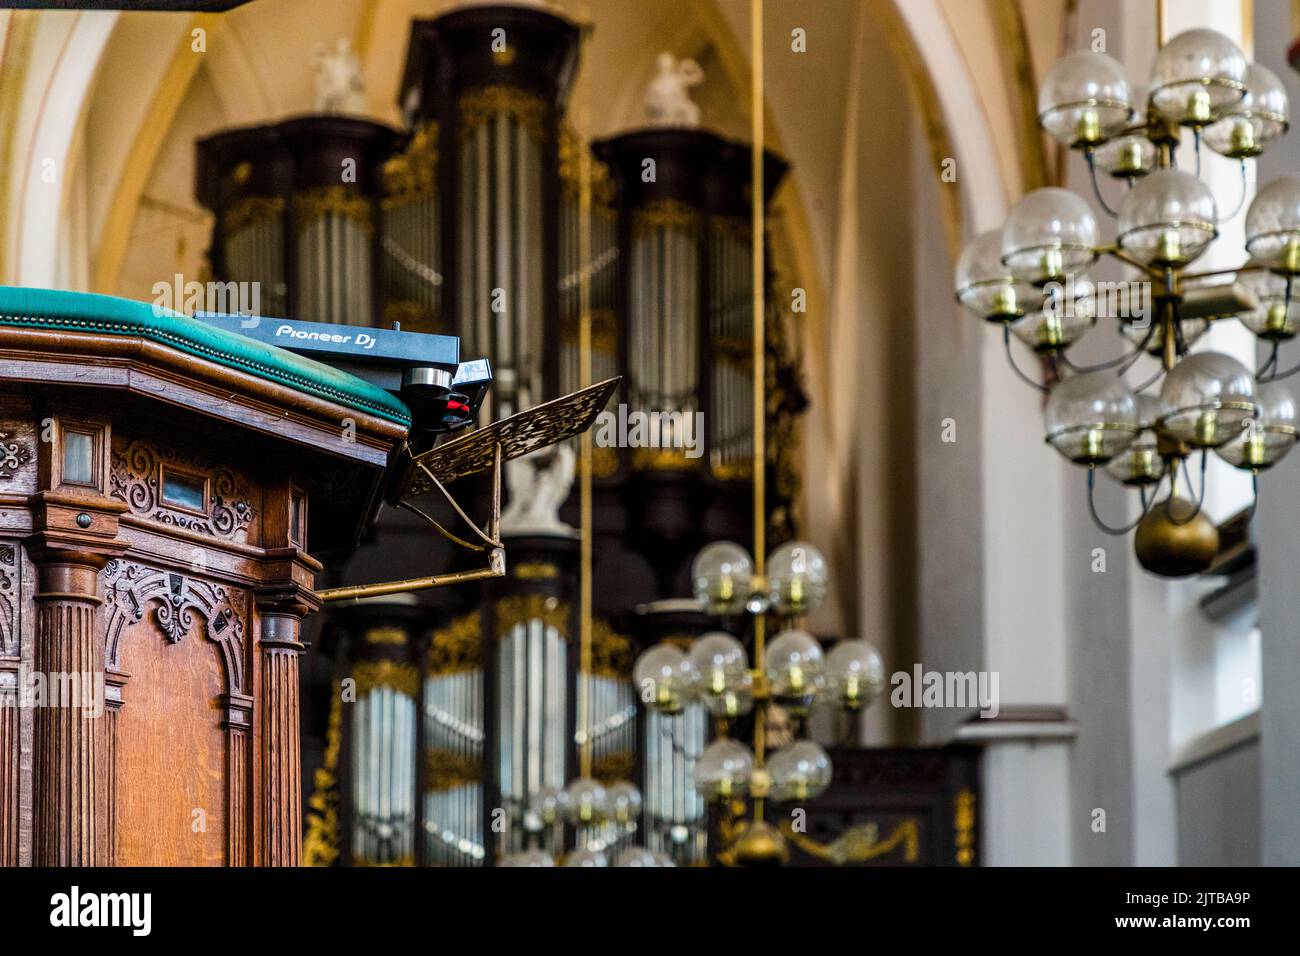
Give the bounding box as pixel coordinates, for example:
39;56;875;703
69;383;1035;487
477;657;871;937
0;287;410;866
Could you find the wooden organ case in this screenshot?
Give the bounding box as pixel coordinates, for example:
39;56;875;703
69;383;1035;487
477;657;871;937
0;288;408;866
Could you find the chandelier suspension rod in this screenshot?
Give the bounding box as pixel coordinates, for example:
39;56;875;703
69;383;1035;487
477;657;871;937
577;59;595;779
750;0;767;823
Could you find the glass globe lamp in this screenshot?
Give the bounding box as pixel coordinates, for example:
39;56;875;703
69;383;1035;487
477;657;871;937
1149;27;1247;126
500;849;555;867
1159;351;1256;448
1215;382;1298;470
1044;370;1140;465
691;541;754;616
527;785;565;831
1037;50;1134;147
614;847;663;867
1203;63;1289;158
563;847;609;867
1246;175;1300;274
1010;278;1096;352
955;229;1040;321
1103;393;1166;486
1239;266;1300;341
606;781;643;827
632;641;691;714
693;738;754;802
560;777;609;826
825;639;885;710
1093;132;1157;178
1117;169;1217;268
767;540;829;616
765;629;824;712
768;741;833;802
688;632;753;718
1001;188;1099;284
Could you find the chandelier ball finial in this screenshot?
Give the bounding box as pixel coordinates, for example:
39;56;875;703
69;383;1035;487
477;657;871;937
563;847;610;867
1204;62;1290;159
1246;175;1300;274
1037;50;1134;147
1159;351;1256;448
1149;27;1247;127
1117;169;1218;268
1044;371;1141;465
1001;188;1099;284
1215;381;1299;471
1134;499;1220;577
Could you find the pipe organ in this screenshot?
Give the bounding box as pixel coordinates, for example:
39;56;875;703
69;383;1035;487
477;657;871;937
194;3;807;867
196;117;398;327
399;5;579;419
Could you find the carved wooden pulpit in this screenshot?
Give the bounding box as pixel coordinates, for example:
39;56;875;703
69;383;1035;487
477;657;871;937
0;287;411;866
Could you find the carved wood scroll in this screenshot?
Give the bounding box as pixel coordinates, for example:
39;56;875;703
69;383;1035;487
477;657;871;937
109;437;258;543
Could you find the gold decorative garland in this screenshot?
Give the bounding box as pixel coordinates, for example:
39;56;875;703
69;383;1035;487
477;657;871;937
632;198;699;236
426;749;482;791
494;593;570;639
351;659;420;698
458;85;546;140
303;681;342;867
223;195;283;236
427;611;481;675
383;122;438;208
294;186;373;235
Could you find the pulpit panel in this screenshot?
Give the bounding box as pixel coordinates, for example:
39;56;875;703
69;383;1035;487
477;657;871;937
113;610;228;866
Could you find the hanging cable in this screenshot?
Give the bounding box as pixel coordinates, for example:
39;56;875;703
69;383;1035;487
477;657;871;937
1087;466;1161;535
1003;323;1050;393
1257;277;1299;381
1193;128;1202;177
1220;160;1250;221
1085;149;1122;218
1257;340;1280;381
1061;319;1156;374
1168;450;1209;525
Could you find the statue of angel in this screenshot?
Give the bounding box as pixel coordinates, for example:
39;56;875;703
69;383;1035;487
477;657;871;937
644;52;704;127
313;38;367;115
500;443;576;535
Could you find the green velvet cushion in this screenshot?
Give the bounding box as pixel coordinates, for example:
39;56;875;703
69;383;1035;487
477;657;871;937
0;286;411;426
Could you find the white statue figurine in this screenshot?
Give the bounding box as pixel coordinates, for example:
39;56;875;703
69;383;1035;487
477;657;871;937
313;38;367;115
644;52;704;127
500;444;577;536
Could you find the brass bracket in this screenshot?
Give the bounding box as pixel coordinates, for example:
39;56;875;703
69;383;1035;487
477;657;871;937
315;442;507;603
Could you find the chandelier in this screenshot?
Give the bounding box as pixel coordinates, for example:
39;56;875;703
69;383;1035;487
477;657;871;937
955;28;1300;576
631;539;884;865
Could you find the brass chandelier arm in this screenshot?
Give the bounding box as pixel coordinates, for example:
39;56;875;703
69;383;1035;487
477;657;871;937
1095;244;1165;279
1061;319;1155;374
